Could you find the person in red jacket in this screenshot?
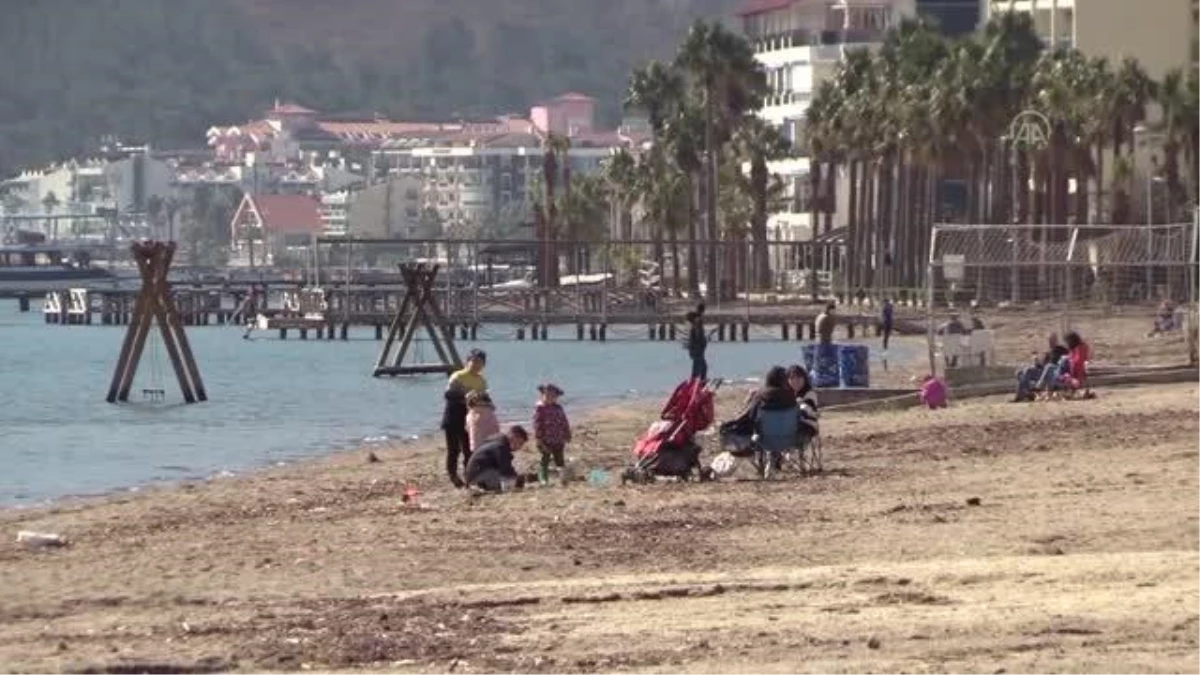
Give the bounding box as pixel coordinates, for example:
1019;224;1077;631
1060;331;1091;392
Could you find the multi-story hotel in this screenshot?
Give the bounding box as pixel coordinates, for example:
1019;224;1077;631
740;0;916;264
915;0;983;35
984;0;1194;79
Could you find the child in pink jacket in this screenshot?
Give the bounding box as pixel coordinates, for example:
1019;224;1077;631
465;391;501;454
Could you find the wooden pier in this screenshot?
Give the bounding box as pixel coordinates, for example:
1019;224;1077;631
34;284;927;342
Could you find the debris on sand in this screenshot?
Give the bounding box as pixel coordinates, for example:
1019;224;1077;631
16;530;67;549
366;451;381;464
966;497;982;506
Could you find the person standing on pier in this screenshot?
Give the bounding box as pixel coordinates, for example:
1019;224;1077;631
880;298;894;351
815;302;836;345
442;349;488;488
685;302;709;381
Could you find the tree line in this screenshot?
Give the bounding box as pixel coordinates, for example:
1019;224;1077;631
806;12;1198;293
561;14;1198;298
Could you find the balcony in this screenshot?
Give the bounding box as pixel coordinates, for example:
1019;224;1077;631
753;28;886;54
763;91;810;108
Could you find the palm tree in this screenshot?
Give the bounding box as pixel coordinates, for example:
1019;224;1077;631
536;132;570;287
146;195;165;239
1153;67;1200;213
41;191;60;239
626;60;688;295
675;19;769;301
732;116;792;289
602;149;638;241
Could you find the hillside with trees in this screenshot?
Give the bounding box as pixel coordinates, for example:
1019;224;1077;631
0;0;738;177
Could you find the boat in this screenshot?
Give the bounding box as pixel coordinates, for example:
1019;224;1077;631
0;243;117;293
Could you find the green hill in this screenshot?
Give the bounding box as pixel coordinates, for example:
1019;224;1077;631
0;0;739;177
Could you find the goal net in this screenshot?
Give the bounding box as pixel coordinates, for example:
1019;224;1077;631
926;221;1198;372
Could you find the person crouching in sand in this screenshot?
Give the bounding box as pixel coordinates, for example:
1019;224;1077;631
533;383;572;484
465;425;530;493
466;390;501;453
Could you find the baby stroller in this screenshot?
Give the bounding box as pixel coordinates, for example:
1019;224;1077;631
622;378;722;484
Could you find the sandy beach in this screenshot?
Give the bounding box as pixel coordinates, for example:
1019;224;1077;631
1;310;1196;673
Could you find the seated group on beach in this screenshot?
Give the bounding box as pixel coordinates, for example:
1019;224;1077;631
1012;331;1093;402
441;349;573;492
715;364;820;470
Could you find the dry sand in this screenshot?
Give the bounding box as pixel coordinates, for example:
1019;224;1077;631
1;368;1197;673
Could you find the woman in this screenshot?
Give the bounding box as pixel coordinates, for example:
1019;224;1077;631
1061;331;1091;389
718;366;795;453
786;364;820;445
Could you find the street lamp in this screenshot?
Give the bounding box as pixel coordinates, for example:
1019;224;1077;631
1134;124;1168;299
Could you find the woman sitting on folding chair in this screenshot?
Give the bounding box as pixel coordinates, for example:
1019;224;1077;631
786;365;820;443
714;366;796;477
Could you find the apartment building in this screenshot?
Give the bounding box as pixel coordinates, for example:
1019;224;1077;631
741;0;916;255
985;0;1194;79
916;0;983;35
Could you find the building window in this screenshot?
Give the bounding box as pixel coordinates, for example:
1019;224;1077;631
791;175;812;213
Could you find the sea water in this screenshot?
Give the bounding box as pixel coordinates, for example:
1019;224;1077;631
0;309;913;505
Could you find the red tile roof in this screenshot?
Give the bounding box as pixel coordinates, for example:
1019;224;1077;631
271;101;316;115
249;194;323;234
554;92;596;102
737;0;798;17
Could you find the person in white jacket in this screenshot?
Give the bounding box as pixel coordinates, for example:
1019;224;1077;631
465;390;501;453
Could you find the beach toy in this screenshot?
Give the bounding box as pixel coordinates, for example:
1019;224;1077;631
401;484;422;508
810;343;840;388
588;469;610;487
838;344;871;388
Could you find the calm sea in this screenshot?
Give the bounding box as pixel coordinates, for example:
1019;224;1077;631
0;308;909;505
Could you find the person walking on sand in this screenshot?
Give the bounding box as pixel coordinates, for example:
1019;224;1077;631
442;348;488;488
815;302;836;345
685;302;710;381
533;383;572;484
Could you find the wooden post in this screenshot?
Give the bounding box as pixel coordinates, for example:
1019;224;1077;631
373;263;462;377
106;241;207;404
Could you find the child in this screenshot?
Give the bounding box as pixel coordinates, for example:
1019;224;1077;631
532;383;572;483
465;390;501;453
919;375;948;409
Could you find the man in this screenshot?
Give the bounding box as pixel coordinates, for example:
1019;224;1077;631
937;313;967;336
815;302;836;345
968;301;986;331
1013;333;1068;402
442;348;488;488
880;298;894;351
685;304;709;381
465;425;530;492
937;313;968;368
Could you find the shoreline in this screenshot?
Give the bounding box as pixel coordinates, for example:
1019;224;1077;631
4;335;928;511
0;388;669;514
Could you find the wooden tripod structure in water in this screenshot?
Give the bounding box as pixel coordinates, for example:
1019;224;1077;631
106;241;208;403
373;263;462;377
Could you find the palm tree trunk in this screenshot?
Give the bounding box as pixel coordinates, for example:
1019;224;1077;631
669;225;681;296
703;92;718;303
847;160;860;292
687;175;700;297
809;161;823;302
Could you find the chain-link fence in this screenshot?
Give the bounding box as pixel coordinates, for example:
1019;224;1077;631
926;221;1198;377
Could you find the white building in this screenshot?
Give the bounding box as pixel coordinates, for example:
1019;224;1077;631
740;0;916;265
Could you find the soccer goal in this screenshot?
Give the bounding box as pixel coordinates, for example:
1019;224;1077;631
926;221;1198;374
